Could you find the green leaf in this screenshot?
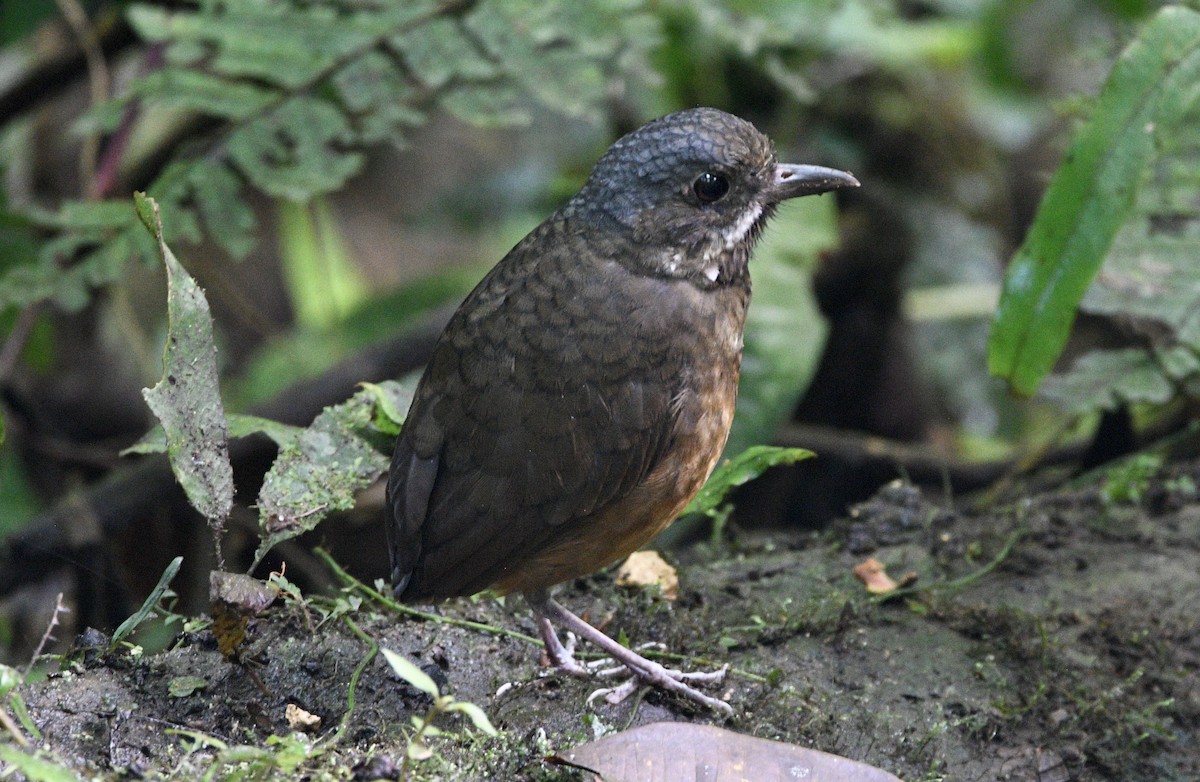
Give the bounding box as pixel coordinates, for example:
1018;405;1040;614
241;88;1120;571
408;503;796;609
12;0;663;320
277;198;368;328
684;445;815;518
136;194;234;528
0;256;59;313
389;15;500;90
193;164;257;259
0;664;20;694
0;202;144;314
112;556;183;647
462;0;655;123
441;84;531;127
1040;347;1185;413
228;97;363;201
133;67;274;120
1073;92;1200;340
122;415;301;456
332;52;424;146
130;3;427;89
120;426;168;456
0;746;83;782
359;381;414;434
381;648;440;697
253;386;392;565
7;690;41;741
988;6;1200;396
445;700;499;737
227;415;305;447
167;675;208;698
150;162;257;259
146;163;205;246
53;200;137;230
1102;452;1163;504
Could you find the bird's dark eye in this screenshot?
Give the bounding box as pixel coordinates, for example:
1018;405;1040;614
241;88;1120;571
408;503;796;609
692;172;730;204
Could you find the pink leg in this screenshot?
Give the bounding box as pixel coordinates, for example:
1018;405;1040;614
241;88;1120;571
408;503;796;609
525;590;732;715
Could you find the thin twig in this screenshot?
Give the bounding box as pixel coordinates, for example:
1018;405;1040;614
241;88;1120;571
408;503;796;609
92;44;164;199
0;303;42;383
53;0;111;199
23;593;70;677
0;706;29;748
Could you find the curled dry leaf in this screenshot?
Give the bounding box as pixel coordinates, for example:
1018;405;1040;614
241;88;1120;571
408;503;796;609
552;722;902;782
209;571;281;658
853;558;897;594
615;551;679;601
852;557;917;595
285;703;321;732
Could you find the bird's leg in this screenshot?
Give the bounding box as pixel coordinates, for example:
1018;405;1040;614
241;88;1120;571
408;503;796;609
534;613;588;676
525;590;733;715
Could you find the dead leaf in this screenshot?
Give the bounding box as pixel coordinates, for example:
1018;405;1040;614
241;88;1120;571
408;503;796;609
615;551;679;600
853;557;917;595
210;571;280;614
552;722;902;782
853;557;897;593
209;571;280;658
285;703;321;732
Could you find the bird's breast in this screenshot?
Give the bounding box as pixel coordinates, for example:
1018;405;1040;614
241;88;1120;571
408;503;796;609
491;274;748;594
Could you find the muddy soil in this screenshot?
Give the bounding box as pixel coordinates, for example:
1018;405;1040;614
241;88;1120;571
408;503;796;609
12;459;1200;780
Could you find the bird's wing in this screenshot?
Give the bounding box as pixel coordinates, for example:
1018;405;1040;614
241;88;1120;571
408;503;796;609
387;228;686;600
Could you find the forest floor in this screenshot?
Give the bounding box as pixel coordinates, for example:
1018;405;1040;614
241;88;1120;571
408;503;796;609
11;457;1200;781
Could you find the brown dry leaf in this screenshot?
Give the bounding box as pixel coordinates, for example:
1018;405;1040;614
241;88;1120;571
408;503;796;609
209;571;279;614
615;551;679;600
853;557;916;594
209;571;280;658
552;722;902;782
285;703;321;732
853;557;898;593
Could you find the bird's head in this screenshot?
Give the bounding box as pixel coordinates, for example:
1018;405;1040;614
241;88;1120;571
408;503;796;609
569;107;859;286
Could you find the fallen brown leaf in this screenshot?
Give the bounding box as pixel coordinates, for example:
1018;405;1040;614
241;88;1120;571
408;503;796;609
285;703;321;732
552;722;902;782
853;557;897;594
853;557;917;595
615;551;678;601
209;571;280;658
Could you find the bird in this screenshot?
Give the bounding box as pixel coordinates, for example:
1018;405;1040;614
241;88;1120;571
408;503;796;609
386;107;859;713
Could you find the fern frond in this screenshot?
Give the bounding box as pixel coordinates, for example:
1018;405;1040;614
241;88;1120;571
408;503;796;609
1;0;660;316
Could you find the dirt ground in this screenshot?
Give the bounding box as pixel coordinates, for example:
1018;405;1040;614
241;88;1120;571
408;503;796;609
12;457;1200;781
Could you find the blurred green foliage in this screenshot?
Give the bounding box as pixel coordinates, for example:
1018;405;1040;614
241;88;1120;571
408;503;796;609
1;0;1196;537
989;6;1200;400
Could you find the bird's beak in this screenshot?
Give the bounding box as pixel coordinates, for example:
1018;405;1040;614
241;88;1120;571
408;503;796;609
769;163;860;201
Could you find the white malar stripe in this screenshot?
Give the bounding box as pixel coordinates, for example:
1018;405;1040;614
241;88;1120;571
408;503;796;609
721;202;763;249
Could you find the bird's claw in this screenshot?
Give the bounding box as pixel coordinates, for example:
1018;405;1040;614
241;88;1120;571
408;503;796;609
586;678;640;706
584;662;729;708
531;594;734;714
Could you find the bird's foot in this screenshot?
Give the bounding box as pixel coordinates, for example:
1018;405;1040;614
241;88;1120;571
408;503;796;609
584;644;730;707
589;642;729;682
528;591;733;715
